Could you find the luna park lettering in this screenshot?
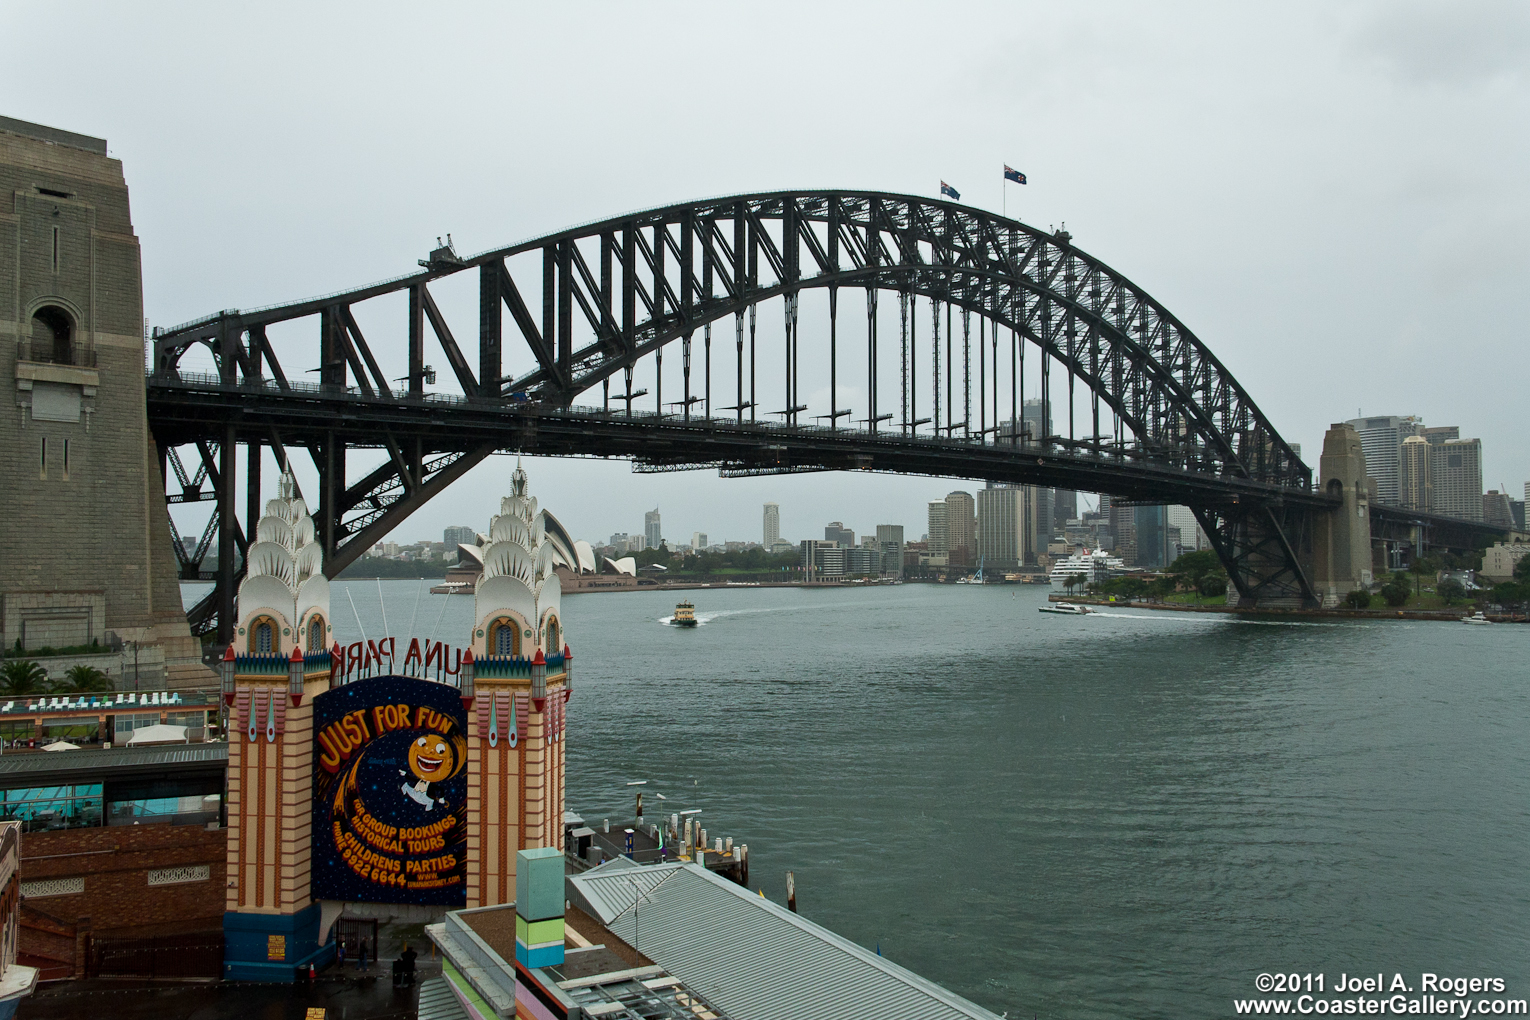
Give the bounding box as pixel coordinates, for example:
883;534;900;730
331;638;467;681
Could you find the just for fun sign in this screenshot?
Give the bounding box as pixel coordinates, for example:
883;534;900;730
311;675;468;905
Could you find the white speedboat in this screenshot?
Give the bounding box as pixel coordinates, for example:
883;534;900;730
1461;612;1491;625
1038;602;1094;615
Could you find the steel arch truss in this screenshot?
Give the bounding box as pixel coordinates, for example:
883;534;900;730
152;191;1322;634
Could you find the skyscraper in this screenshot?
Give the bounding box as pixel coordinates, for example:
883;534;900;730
1399;436;1431;511
976;487;1026;570
824;522;855;547
875;524;904;577
1165;505;1202;553
1344;416;1422;506
763;503;780;546
1483;491;1513;529
927;500;949;559
944;491;976;567
444;525;477;547
1133;505;1169;569
691;532;708;551
1054;489;1078;526
644;508;662;550
1431;438;1483;521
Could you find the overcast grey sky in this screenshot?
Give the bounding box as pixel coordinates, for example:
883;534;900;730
6;2;1526;547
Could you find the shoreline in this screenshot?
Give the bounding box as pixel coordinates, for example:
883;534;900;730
1048;594;1526;623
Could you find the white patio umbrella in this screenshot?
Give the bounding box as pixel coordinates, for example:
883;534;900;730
126;724;189;747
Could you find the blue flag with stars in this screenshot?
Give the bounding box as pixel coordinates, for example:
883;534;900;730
1004;165;1027;185
940;181;960;201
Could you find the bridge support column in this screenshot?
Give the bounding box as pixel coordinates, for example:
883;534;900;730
1312;423;1373;607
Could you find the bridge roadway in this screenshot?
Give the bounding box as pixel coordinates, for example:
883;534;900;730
147;369;1337;508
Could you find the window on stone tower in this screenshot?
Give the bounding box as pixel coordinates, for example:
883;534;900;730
250;617;275;654
307;616;325;652
31;306;73;365
490;618;520;657
545;618;560;654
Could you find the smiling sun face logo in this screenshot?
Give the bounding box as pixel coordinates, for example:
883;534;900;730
408;734;454;783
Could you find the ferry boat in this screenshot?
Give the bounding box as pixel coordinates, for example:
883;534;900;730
672;601;699;627
1047;548;1127;586
1038;602;1095;616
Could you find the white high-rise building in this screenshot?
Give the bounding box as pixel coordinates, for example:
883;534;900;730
763;502;780;546
1344;415;1422;506
927;500;949;559
644;508;662;550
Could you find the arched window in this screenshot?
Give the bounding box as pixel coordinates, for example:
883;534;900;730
490;618;520;657
249;616;276;654
545;617;560;654
31;306;72;365
307;615;326;652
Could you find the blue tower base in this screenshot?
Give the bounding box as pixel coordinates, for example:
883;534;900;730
223;904;335;982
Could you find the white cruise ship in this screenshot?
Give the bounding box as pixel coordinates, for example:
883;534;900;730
1047;548;1127;586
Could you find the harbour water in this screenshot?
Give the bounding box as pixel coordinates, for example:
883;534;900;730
194;579;1529;1017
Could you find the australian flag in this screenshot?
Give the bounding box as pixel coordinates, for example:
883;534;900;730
940;181;960;201
1004;165;1027;185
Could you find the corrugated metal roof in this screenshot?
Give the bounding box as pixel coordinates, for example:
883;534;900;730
416;976;472;1020
0;742;227;785
570;863;1004;1020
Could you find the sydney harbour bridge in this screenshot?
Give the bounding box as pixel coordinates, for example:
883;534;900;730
145;191;1486;641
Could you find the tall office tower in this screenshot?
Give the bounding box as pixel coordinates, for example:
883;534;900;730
1054;489;1078;526
976;487;1026;571
1399;436;1432;511
1165;505;1202;553
1483;491;1514;529
1344;416;1422;506
1027;485;1054;543
763;502;780;546
644;508;662;549
927;500;949;558
1421;426;1459;445
444;525;477;547
824;522;855;547
944;491;977;567
875;524;904;576
1133;505;1170;569
1431;438;1483;521
1110;501;1138;563
0;117;213;689
1511;499;1526;532
691;532;708;551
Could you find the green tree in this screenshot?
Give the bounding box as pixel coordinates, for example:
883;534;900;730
1410;555;1441;595
1514;554;1530;583
1344;589;1372;610
1378;571;1411;608
1436;578;1467;605
0;659;49;696
1168;549;1228;602
60;665;113;693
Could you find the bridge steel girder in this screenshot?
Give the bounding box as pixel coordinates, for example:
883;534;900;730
151;191;1326;625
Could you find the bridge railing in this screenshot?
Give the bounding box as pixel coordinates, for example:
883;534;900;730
148;368;1310;493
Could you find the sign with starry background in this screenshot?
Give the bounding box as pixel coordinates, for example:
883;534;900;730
312;675;469;905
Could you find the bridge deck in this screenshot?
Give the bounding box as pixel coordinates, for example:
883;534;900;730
146;372;1333;510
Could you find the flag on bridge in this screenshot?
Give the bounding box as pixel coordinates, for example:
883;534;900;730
940;181;961;201
1004;165;1027;185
